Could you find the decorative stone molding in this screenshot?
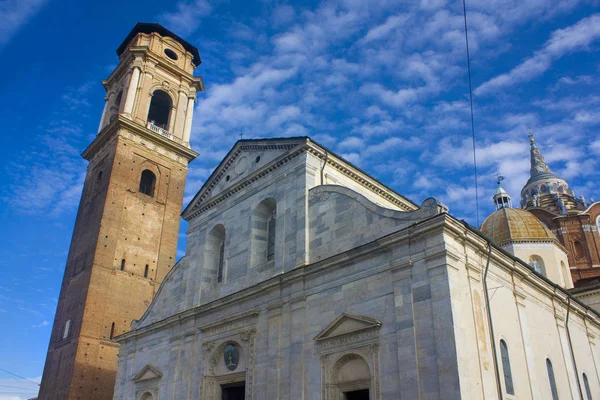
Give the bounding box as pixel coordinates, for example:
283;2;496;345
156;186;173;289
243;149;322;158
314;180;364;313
309;185;446;228
133;364;162;400
316;313;382;400
200;312;258;400
320;344;381;400
200;312;259;339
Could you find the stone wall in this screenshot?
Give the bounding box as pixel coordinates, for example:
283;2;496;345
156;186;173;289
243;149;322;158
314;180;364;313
116;213;600;400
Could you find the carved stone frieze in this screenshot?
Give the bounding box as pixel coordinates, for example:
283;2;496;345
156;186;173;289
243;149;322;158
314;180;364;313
200;312;258;338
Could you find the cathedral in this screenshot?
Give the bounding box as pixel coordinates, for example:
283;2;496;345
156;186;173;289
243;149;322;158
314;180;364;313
38;23;600;400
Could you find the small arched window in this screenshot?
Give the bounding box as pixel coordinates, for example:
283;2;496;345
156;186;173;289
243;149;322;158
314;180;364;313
499;340;515;395
529;256;545;276
144;264;149;278
217;236;225;283
251;198;277;268
267;210;276;262
139;170;156;197
109;322;115;340
546;358;559;400
120;259;125;271
147;90;172;130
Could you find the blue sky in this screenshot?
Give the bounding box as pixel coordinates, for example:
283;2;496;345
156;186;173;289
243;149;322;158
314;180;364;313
0;0;599;398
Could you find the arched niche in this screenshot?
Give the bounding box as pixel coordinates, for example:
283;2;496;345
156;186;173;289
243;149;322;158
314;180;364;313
205;224;226;285
250;198;277;270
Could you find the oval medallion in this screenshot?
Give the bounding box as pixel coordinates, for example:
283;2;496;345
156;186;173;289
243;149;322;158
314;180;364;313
224;344;239;371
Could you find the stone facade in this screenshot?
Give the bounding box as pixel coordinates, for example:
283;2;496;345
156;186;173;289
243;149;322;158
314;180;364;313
114;139;600;400
38;24;202;400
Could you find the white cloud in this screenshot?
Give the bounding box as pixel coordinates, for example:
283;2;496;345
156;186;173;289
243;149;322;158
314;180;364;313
32;320;49;328
360;14;407;44
591;140;600;155
337;136;364;151
160;0;213;36
476;14;600;95
0;0;47;48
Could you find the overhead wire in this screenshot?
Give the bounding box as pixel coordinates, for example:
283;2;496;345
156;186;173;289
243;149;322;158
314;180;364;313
0;383;40;391
0;367;41;386
462;0;480;226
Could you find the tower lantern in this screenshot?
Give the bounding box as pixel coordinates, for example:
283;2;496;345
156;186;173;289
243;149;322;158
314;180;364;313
38;23;202;400
493;175;512;210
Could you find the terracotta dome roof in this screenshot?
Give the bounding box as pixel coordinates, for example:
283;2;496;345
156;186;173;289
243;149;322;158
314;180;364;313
480;207;556;245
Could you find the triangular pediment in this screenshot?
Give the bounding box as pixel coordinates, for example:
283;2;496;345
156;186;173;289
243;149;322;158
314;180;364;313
133;364;163;382
315;313;381;341
182;137;308;219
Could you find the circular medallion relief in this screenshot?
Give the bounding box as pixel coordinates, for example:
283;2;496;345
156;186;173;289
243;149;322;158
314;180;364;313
235;156;249;175
224;344;239;371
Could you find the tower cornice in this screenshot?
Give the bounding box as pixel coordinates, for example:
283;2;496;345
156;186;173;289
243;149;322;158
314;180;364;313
82;115;198;162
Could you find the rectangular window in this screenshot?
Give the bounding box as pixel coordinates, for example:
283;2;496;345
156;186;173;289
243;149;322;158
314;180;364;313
63;320;71;339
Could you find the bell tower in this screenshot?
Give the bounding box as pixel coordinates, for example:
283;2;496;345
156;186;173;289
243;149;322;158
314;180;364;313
38;23;203;400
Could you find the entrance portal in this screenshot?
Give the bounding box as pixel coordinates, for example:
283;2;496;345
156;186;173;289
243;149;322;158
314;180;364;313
344;389;370;400
221;382;245;400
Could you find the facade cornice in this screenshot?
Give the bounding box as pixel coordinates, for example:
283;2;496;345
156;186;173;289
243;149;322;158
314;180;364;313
82;115;198;162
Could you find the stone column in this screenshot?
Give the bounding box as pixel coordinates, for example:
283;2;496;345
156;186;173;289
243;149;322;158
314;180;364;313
173;90;188;140
183;96;195;144
97;95;109;133
123;66;141;117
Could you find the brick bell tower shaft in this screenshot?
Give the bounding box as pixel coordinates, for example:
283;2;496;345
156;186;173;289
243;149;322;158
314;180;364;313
38;23;203;400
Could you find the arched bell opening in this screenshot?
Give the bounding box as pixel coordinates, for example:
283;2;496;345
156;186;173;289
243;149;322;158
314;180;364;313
147;90;172;130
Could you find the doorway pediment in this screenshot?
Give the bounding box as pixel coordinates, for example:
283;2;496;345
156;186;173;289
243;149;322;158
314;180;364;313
315;313;381;341
133;364;163;382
